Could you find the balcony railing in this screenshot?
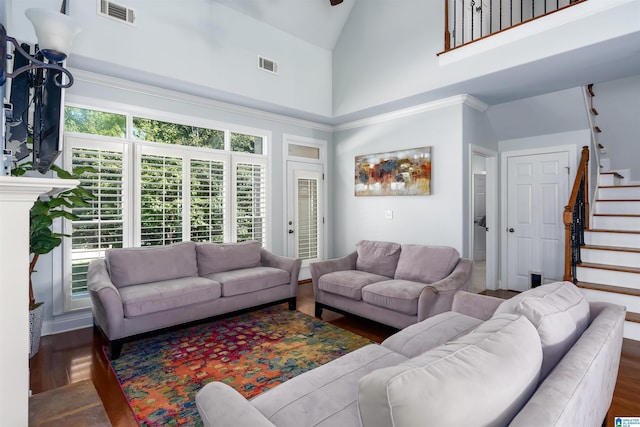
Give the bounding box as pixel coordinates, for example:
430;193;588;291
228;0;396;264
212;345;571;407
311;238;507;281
444;0;586;51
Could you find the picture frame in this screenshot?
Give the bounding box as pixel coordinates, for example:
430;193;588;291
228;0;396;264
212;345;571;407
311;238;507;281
354;146;432;196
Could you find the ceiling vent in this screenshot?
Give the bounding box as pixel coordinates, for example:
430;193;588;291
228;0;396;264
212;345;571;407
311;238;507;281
258;56;279;75
98;0;136;25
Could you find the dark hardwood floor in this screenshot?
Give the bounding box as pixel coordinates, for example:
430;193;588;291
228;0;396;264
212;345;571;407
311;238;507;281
29;283;640;426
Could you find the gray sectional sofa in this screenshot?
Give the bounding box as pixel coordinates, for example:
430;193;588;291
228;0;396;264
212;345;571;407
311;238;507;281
312;240;472;328
196;281;625;427
88;240;301;359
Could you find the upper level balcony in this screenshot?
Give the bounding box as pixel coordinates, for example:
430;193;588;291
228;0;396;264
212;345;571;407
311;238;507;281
444;0;586;51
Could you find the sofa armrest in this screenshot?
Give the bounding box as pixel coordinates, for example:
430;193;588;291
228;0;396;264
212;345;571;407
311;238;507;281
196;382;276;427
451;291;503;320
87;259;125;338
310;251;358;293
260;249;302;292
416;258;473;321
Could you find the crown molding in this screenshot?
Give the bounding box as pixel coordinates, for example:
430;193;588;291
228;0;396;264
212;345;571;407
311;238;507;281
333;94;489;132
70;69;335;133
69;70;489;134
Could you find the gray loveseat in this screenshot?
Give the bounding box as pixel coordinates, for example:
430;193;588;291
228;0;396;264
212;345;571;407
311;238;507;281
196;281;625;427
88;240;301;359
312;240;472;328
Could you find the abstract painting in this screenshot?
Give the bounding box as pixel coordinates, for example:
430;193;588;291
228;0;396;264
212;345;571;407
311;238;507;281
355;146;431;196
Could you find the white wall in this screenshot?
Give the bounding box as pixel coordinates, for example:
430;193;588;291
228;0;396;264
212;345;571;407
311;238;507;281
486;87;589;141
11;0;333;119
462;103;498;256
594;74;640;181
330;100;466;258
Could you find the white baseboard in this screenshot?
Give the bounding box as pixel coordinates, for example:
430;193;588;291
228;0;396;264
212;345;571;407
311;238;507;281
41;310;93;336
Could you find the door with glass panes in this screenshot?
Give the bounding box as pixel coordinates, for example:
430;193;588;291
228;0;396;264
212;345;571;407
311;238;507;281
286;161;323;267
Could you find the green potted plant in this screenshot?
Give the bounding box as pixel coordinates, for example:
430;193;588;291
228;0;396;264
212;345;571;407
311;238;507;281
13;163;95;357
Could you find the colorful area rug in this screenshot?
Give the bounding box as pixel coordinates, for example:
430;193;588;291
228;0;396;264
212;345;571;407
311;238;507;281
107;304;374;426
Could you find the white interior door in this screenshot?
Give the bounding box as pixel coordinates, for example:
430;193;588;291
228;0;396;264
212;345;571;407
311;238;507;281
286;161;324;268
507;151;569;291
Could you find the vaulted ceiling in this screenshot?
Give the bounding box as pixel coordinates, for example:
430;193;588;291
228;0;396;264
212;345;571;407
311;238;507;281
212;0;355;50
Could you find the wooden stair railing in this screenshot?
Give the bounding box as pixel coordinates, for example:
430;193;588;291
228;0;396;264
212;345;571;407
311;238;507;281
563;146;590;282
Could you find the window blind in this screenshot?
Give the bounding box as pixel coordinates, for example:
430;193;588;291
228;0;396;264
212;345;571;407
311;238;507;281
190;158;226;243
296;177;319;260
139;153;183;246
235;161;267;245
70;146;125;298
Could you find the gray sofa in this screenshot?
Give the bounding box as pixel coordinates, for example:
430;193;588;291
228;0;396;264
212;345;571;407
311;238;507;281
196;281;625;427
312;240;472;329
88;240;301;359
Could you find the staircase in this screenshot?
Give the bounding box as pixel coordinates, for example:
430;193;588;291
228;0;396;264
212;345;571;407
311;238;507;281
576;171;640;341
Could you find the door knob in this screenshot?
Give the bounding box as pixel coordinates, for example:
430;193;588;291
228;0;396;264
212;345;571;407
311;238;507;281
288;230;294;234
508;228;515;233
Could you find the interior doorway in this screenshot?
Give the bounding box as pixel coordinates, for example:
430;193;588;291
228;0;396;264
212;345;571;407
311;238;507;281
469;145;498;291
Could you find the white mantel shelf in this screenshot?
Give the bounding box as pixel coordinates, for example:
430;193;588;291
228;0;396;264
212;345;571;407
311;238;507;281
0;176;78;427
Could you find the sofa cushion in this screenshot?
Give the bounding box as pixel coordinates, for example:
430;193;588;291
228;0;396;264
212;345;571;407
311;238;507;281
205;267;290;297
106;241;198;288
358;314;542;427
118;276;221;317
381;311;483;358
196;241;262;276
361;280;428;316
318;270;390;300
355;240;401;278
494;281;590;380
394;244;460;283
251;344;408;427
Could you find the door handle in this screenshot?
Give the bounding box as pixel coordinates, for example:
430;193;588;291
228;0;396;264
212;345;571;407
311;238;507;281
508;228;515;233
288;230;294;234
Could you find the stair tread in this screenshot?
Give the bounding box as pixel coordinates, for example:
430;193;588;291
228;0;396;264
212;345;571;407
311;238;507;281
627;312;640;324
577;281;640;297
596;199;640;202
600;171;624;178
578;262;640;274
599;185;640;189
586;229;640;234
582;245;640;254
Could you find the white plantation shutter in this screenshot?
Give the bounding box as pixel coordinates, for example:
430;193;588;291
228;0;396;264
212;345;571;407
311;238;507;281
190;156;227;243
139;151;183;246
296;177;319;260
234;157;267;246
64;138;128;311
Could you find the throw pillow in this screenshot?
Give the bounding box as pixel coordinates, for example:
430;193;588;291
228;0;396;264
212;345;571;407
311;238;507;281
355;240;401;278
494;281;590;380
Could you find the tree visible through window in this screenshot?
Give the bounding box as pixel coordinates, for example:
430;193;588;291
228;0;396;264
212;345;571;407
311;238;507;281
133;117;224;149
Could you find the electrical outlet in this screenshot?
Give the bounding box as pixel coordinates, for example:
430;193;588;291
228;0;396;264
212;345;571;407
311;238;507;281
384;210;393;219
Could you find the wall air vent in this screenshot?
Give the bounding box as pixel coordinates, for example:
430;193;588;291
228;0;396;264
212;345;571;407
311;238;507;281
98;0;136;25
258;56;279;74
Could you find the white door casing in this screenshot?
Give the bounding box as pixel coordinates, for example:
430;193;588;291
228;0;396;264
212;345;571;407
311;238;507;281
506;150;570;291
283;135;327;282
